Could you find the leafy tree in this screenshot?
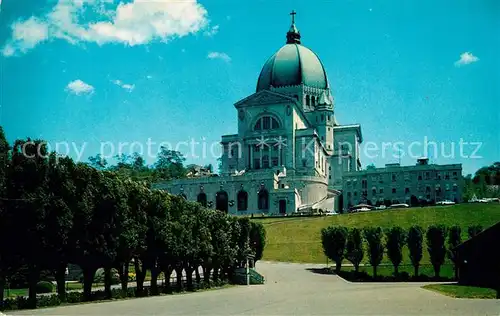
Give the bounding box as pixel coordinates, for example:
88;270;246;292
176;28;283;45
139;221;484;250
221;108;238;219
131;152;146;172
88;154;108;170
43;154;76;302
207;210;232;282
426;225;447;278
363;227;384;278
447;225;462;280
154;147;186;180
407;225;423;277
249;221;266;266
6;139;51;308
113;179;148;294
0;126;10;306
321;226;348;273
467;225;483;239
385;227;406;275
345;228;364;273
139;190;170;295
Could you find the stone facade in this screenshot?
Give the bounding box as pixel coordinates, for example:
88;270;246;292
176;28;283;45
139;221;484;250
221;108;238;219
341;158;463;211
152;17;361;214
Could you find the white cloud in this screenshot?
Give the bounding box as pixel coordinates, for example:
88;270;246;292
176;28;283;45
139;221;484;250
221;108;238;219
207;51;231;62
454;52;479;67
204;25;219;37
146;75;153;79
66;79;94;95
2;0;212;57
2;17;49;56
112;79;135;92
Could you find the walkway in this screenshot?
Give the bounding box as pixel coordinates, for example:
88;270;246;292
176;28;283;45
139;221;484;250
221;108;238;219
9;262;500;315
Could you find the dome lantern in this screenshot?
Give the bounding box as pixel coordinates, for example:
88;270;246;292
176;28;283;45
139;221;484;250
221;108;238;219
286;10;301;44
256;12;329;92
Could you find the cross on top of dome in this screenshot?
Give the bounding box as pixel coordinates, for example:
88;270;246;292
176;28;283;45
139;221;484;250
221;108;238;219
286;10;301;44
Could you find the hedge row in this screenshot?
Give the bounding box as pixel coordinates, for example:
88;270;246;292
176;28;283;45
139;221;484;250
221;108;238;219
321;224;483;280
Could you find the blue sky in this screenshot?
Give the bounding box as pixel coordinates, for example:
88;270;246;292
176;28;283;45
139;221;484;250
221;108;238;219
0;0;498;175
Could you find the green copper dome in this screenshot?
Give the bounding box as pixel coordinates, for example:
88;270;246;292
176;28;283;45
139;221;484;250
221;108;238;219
256;43;329;92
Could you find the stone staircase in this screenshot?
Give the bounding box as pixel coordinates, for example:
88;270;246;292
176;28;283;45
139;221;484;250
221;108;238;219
232;268;265;285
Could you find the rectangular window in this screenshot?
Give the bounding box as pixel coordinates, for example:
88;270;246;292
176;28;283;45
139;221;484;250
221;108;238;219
425;172;430;180
392;188;396;194
380;188;384;194
321;114;324;121
445;172;450;180
354;192;358;197
392;174;397;182
405;188;410;194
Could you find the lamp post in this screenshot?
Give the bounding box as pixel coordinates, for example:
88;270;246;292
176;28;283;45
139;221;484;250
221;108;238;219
246;256;250;286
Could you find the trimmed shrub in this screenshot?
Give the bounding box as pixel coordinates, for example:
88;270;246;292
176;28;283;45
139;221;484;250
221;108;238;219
385;226;406;275
37;294;61;308
363;227;384;278
321;226;348;273
36;281;54;294
345;228;364;273
426;225;448;278
448;225;462;279
94;268;120;285
407;225;423;277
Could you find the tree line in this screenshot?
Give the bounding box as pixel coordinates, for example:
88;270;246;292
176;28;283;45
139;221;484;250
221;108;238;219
463;162;500;200
321;224;483;279
0;127;266;309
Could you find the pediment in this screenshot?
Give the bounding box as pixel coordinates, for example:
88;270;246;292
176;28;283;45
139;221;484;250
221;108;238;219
234;90;295;108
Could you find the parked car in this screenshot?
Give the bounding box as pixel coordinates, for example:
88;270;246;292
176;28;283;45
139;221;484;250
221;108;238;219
375;205;387;210
324;211;338;216
436;200;456;205
389;203;409;209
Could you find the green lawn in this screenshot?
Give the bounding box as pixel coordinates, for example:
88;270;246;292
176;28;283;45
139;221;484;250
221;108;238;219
3;282;103;298
258;203;500;264
423;284;499;299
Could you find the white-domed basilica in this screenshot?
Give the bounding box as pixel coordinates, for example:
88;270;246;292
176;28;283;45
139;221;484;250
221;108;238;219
154;12;363;214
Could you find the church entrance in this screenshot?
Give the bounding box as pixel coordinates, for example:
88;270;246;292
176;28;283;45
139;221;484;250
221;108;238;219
216;191;229;213
279;200;286;214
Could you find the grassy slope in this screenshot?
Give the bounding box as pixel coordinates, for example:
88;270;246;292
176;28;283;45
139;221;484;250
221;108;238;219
259;203;500;264
423;284;498;299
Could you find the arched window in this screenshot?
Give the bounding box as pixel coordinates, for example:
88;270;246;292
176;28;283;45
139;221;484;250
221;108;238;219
258;189;269;210
197;192;207;207
254;116;280;131
237;190;248;211
311;96;316;106
215;191;229;213
306;95;310;106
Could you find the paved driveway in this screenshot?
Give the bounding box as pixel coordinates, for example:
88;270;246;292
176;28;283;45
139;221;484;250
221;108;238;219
10;262;500;315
